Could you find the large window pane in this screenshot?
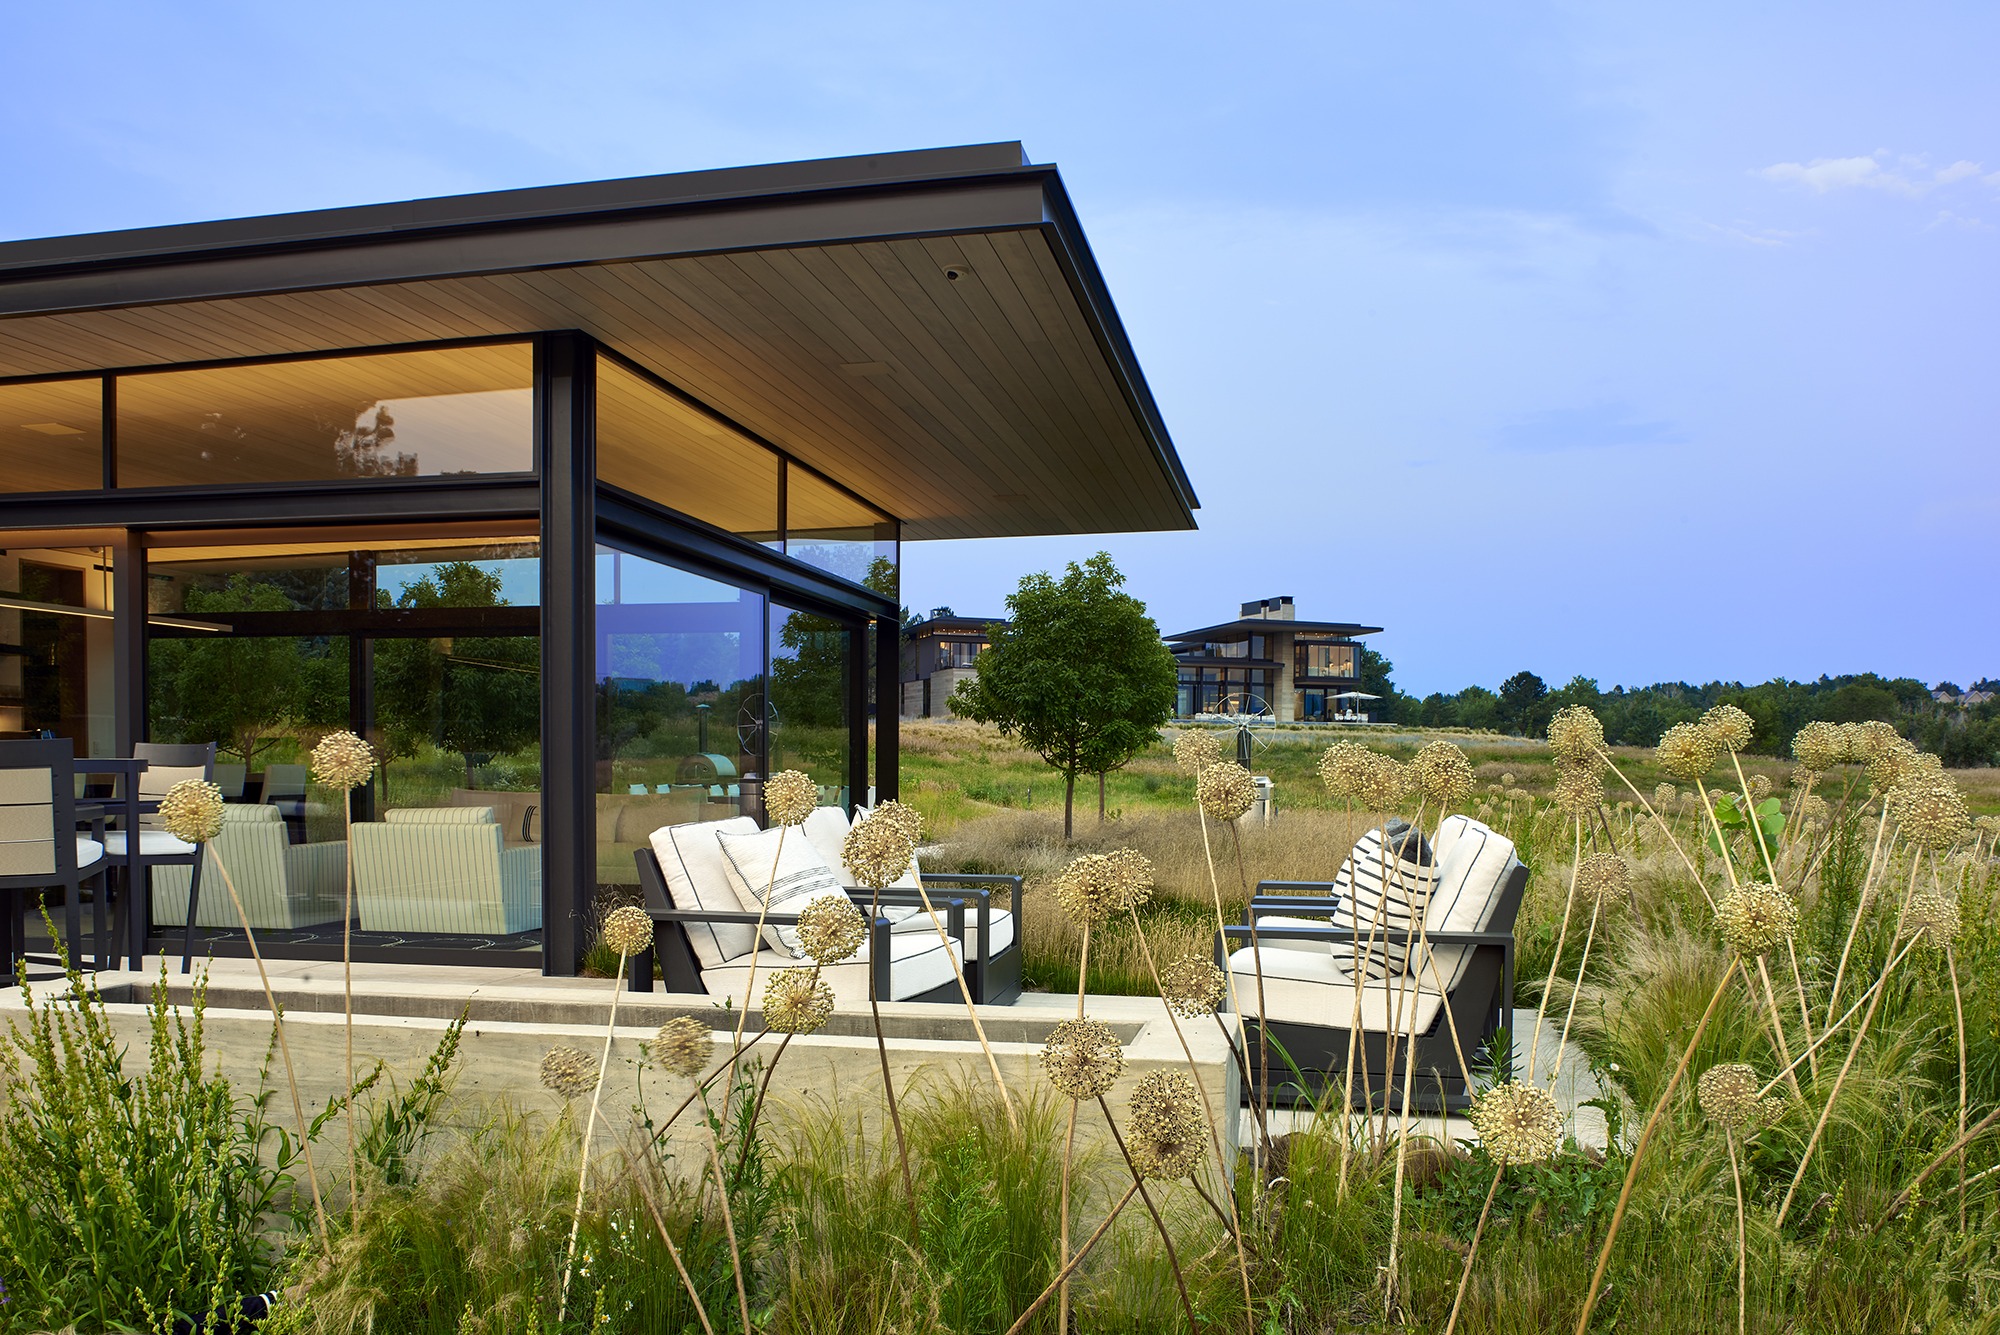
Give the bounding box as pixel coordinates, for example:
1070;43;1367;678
596;356;780;542
1;380;102;494
0;542;117;752
769;603;850;808
148;529;542;615
784;463;897;590
117;344;532;488
595;545;766;887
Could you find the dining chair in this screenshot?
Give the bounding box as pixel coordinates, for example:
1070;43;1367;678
0;737;109;977
101;742;215;972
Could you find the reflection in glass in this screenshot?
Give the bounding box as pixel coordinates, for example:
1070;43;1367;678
116;343;533;488
595;545;766;887
0;543;116;752
769;603;850;807
0;379;102;493
784;463;897;589
149;531;542;615
595;356;781;541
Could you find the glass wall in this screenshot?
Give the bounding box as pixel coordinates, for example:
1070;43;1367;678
145;527;542;951
0;379;103;494
595;544;766;890
1295;638;1358;679
596;355;781;543
769;602;852;807
785;463;897;590
0;541;117;752
117;344;533;488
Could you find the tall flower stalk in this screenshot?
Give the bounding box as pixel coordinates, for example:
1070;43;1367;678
843;801;924;1238
1444;1081;1563;1335
727;769;816;1100
309;729;376;1228
159;779;329;1246
558;905;653;1326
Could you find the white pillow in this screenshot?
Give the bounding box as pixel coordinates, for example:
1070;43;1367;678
649;817;762;968
801;805;922;922
717;825;852;958
1328;825;1437;980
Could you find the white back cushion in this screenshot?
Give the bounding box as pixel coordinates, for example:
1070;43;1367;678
718;825;850;958
802;804;921;920
1418;816;1518;991
649;816;761;968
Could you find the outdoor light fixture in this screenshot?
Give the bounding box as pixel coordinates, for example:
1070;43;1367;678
0;594;226;633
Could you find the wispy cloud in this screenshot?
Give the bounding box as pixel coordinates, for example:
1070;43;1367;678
1759;151;1995;197
1496;403;1681;453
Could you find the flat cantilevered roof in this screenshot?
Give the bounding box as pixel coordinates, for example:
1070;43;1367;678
1165;618;1384;642
0;143;1196;542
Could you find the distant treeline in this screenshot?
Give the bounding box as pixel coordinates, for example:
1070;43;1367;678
1360;648;2000;767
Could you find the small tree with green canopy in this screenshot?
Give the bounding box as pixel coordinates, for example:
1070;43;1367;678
948;552;1178;838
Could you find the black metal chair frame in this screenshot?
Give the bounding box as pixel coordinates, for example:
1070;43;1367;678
0;737;110;978
1217;860;1527;1113
101;741;216;974
626;846;1024;1005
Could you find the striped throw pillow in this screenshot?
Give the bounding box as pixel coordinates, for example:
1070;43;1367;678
718;826;851;958
1327;823;1438;980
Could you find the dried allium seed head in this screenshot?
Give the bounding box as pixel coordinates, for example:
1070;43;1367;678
309;730;377;791
1798;794;1829;825
1747;774;1772;802
1865;738;1921;793
1197;762;1257;822
1845;720;1901;765
763;769;819;828
1701;704;1756;753
540;1046;596;1101
1411;741;1477;806
796;896;868;964
1054;850;1152;925
1656;723;1719;782
843;805;919;890
599;904;654;958
1107;847;1156;912
871;798;925;844
650;1016;712;1078
1158;955;1228;1018
1039;1017;1125;1101
1361;755;1412;812
1791;721;1845;774
1126;1071;1206;1180
1507;787;1532;804
1904;892;1963;950
1575;852;1630;907
1715;881;1798;957
1173;730;1223;774
157;779;225;845
1653;782;1678;810
1318;741;1373;801
1547;706;1607;768
761;969;835;1034
1553;765;1605;819
1468;1080;1564;1166
1697;1063;1764;1132
1887;773;1971;850
1501;772;1516;786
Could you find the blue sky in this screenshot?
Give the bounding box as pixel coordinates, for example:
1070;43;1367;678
4;2;1993;695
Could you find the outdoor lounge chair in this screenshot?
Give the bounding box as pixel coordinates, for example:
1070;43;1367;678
1218;815;1526;1112
627;812;1023;1005
151;803;346;940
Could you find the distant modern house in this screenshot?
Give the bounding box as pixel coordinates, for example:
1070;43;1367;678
900;613;1002;719
1166;597;1382;722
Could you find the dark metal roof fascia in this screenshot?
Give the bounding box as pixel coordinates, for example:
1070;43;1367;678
1164;619;1384;641
0;143;1033;275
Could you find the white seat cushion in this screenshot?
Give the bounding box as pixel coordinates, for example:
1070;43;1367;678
1228;945;1444;1035
649;817;762;968
701;928;966;1005
717;825;850;957
886;903;1015;959
104;829;196;857
76;837;105;869
1244;913;1336;953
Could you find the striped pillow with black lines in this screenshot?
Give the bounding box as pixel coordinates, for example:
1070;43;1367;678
1327;827;1438;980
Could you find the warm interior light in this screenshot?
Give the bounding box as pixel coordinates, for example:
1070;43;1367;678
0;594;225;633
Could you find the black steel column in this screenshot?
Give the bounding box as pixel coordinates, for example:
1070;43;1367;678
873;612;898;802
538;334;596;976
847;616;869;810
111;529;145;754
348;551;377;822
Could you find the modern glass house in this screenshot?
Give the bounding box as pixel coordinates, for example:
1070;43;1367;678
0;143;1196;973
1167;597;1381;722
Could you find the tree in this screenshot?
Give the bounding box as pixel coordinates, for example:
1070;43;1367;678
1497;670;1549;737
1357;645;1405;722
948;553;1178;838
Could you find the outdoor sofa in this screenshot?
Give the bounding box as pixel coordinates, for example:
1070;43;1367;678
351;806;542;935
151;803;346;931
628;807;1023;1005
1218;814;1526;1112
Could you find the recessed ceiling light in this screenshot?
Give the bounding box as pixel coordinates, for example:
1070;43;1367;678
838;361;892;377
942;264;970;282
20;421;84;435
